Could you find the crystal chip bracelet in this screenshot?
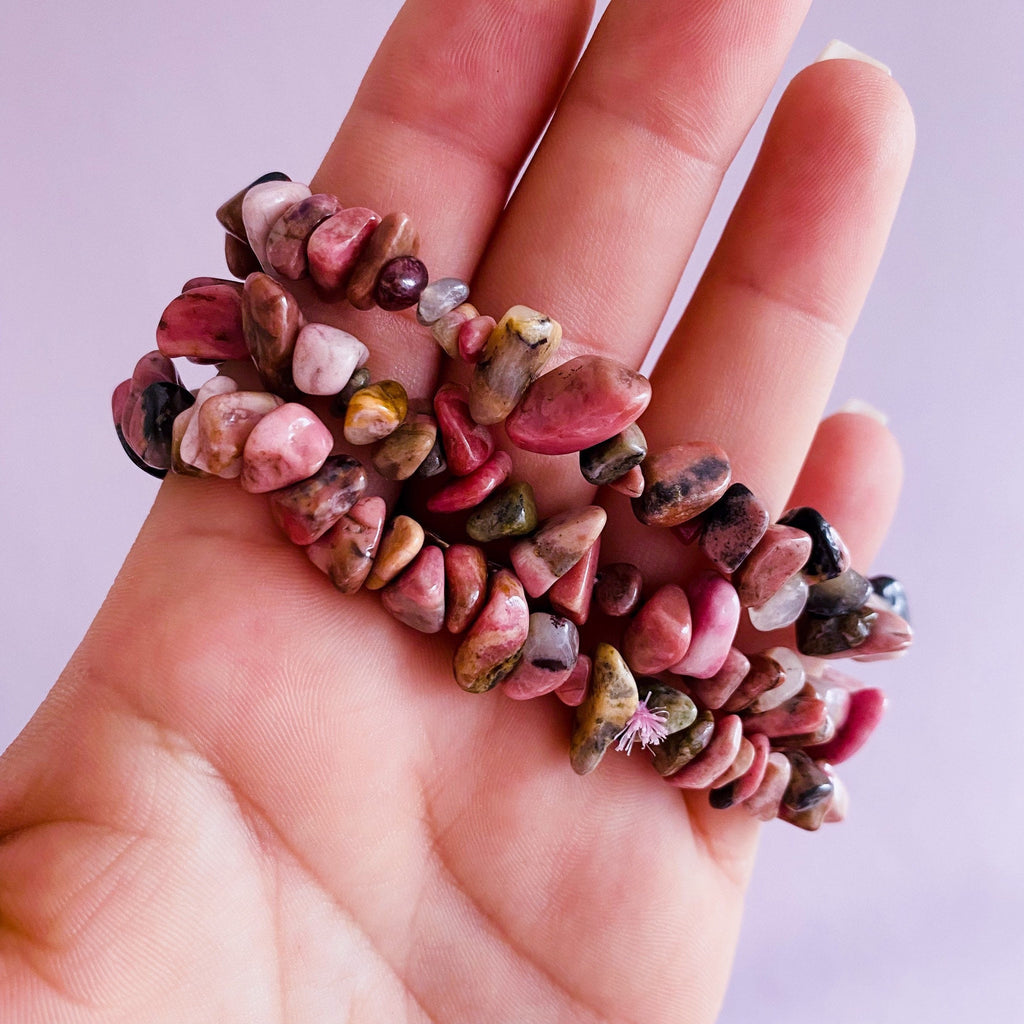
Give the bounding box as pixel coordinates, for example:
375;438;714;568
112;172;913;831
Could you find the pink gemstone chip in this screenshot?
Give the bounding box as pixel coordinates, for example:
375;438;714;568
240;402;334;493
433;382;496;476
669;573;740;679
555;654;591;707
156;285;248;362
744;752;792;821
509;505;607;598
192;390;283;477
453;569;530;693
742;683;828;739
265;193;343;280
291;323;369;397
503;612;580;701
548;537;601;626
268;454;368;545
380;545;446;634
726;732;771;806
241;180;312;271
665;715;743;790
733;524;813;608
306;496;387;594
444;544;489;634
684;647;750;710
458;314;497;364
427;450;512;514
622;584;692;676
307;207;382;295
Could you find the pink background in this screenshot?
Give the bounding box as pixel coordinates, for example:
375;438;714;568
2;1;1021;1020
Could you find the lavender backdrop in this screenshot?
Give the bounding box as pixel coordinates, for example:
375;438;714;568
2;1;1021;1020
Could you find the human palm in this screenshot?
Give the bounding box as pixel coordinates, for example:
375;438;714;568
0;1;913;1021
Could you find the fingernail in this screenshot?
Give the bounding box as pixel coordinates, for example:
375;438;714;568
815;39;892;76
837;398;889;425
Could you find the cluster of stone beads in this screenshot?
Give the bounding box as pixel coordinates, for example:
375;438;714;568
113;172;913;831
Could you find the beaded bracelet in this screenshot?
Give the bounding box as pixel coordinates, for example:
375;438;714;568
113;172;913;831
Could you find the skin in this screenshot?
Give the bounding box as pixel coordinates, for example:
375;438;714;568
0;1;914;1021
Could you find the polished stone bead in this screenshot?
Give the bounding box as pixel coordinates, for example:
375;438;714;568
569;643;638;775
265;193;343;280
711;732;770;809
632;441;731;528
651;709;715;776
548;537;600;626
796;607;877;656
343;381;408;445
669;573;740;679
430;302;479;358
178;375;238;469
747;646;806;713
636;679;697;735
216;171;291;239
225;232;262;279
191;390;283;478
453;568;529;693
777;506;850;582
622;584;692;675
347;212;420;310
240;402;333;493
417;277;470;325
780;793;834;831
721;651;783;713
241;180;312;271
605;464;645;498
732;524;814;608
805;568;873;617
469;305;562;425
744;752;791;821
684;647;750;710
329;367;372;416
594;562;643;617
242;272;302;396
870;574;910;620
120;352;179;437
307;207;382;295
699;483;770;574
444;544;488;634
665;715;742;790
806;687;886;764
372;412;437;480
579;423;648;487
128;381;195;471
505;356;651;456
510;505;607;598
458;314;496;364
182;276;244;293
556;654;591;707
748;573;809;631
433;382;496;475
465;482;538;543
781;750;833;812
743;683;827;739
170;405;206;478
306;495;387;594
380;545;445;633
375;256;428;311
292;323;368;397
427;450;512;513
503;613;580;700
851;607;913;661
711;736;756;790
269;454;368;545
365;515;425;590
156;285;248;362
415;433;448;478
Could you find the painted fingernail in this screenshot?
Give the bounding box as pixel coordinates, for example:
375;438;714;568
837;398;889;426
815;39;892;76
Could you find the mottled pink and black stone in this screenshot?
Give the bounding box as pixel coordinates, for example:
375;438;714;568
781;751;834;813
778;506;849;581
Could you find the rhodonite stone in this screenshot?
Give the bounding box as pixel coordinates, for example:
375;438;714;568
178;374;239;469
711;736;756;789
548;537;601;626
632;441;731;527
606;464;645;498
569;643;638;775
469;306;562;426
796;607;877;656
225;233;262;279
380;545;445;633
170;405;207;478
579;423;648;487
622;584;692;675
427;450;512;513
458;314;496;364
669;573;740;679
192;390;283;477
747;646;806;712
699;483;770;574
748;573;809;631
684;647;750;710
651;709;715;776
636;679;697;735
433;383;496;475
870;574;910;620
372;412;438;480
721;651;784;713
417;277;471;326
307;207;382;295
365;515;425;590
743;683;827;740
128;381;195;471
121;352;179;435
665;715;742;790
453;568;529;693
805;568;873;617
182;276;244;293
242;272;302;396
466;482;538;542
781;751;833;813
503;612;580;700
505;356;651;456
269;454;368;545
306;495;386;594
343;381;408;445
241;180;312;270
806;687;886;764
430;302;479;358
240;402;333;493
744;752;791;821
594;562;643;617
711;732;770;809
777;507;850;582
291;323;368;397
375;256;428;311
509;505;607;598
156;285;248;362
265;193;343;280
556;654;591;707
216;171;291;239
732;524;813;608
347;212;420;310
444;544;488;633
851;607;913;660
